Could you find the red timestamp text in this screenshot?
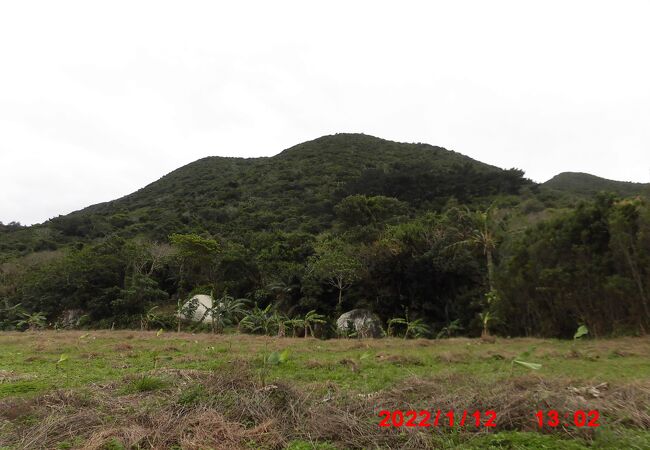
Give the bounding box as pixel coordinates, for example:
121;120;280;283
535;410;600;428
378;410;497;428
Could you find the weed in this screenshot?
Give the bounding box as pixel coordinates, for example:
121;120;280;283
177;385;204;406
467;431;588;449
102;438;125;450
124;375;166;393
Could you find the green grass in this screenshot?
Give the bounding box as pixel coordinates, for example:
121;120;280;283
0;331;648;449
465;431;590;449
176;384;205;406
123;375;167;394
0;332;648;396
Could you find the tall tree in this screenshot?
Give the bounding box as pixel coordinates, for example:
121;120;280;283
169;233;221;331
308;236;363;315
450;206;505;335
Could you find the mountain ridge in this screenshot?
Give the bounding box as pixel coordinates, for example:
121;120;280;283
1;133;530;258
542;171;649;197
2;134;645;260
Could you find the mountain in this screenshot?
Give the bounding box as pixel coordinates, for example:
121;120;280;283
542;172;649;198
3;133;649;337
0;133;530;258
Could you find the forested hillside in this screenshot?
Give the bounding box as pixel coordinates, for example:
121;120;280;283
1;134;648;338
543;172;649;198
0;134;528;254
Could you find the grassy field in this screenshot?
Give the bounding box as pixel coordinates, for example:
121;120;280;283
0;331;648;449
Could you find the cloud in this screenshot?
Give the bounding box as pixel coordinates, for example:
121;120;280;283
1;1;649;224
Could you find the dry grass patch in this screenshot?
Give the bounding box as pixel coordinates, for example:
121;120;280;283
0;370;34;383
0;363;430;449
305;359;330;369
371;374;650;437
114;343;133;351
376;354;424;366
1;332;648;449
0;398;36;421
3;365;647;449
436;351;469;363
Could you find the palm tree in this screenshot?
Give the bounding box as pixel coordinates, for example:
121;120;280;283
405;319;430;339
0;301;23;329
449;205;504;336
175;298;184;332
285;317;305;337
270;311;289;337
239;303;273;334
16;312;47;331
387;310;430;339
267;281;293;312
202;293;248;334
303;310;327;338
0;301;22;315
455;207;500;292
436;319;464;339
140;306;161;331
479;311;492;338
387;317;406;337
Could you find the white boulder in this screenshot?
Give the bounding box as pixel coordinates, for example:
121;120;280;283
178;294;214;322
336;309;384;338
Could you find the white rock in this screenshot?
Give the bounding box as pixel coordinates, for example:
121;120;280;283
336;309;384;338
178;294;214;322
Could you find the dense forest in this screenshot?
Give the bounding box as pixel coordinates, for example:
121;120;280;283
1;134;649;338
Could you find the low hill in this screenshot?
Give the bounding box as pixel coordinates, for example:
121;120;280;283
542;172;648;198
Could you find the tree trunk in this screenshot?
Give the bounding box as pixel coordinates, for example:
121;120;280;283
486;250;495;293
336;285;343;316
177;298;182;333
177;261;185;333
622;247;650;322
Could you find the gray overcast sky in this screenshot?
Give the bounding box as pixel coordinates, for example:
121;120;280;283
1;1;649;225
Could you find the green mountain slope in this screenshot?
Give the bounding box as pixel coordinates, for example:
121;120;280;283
2;133;649;337
1;133;529;257
543;172;648;197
